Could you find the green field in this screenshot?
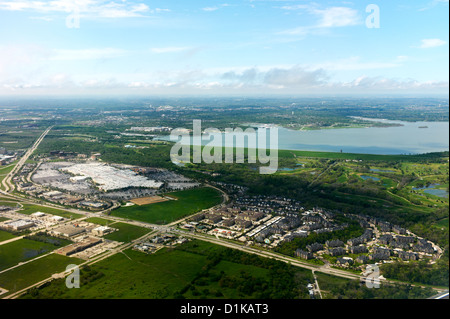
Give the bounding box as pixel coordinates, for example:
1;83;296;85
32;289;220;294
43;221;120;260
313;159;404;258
84;217;116;226
20;239;314;299
0;163;16;189
0;230;16;243
19;204;83;219
21;246;210;299
279;149;448;162
0;201;19;208
0;238;66;271
110;187;222;225
0;253;82;297
436;218;449;229
103;223;152;242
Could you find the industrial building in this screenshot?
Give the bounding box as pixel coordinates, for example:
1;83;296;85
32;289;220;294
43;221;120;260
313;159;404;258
3;219;35;231
51;224;86;237
56;236;102;256
92;226;115;236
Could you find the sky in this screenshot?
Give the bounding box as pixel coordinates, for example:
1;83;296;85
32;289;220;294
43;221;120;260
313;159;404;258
0;0;448;96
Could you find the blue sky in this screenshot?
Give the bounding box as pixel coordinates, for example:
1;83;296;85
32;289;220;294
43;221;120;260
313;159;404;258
0;0;448;96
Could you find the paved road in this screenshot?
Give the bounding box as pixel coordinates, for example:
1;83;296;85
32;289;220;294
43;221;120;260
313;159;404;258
428;291;449;299
1;126;53;193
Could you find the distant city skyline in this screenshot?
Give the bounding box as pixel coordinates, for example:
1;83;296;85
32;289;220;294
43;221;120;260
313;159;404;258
0;0;448;96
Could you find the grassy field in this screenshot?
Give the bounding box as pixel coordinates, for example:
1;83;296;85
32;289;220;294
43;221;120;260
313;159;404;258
0;238;66;271
0;201;19;208
84;217;116;226
279;149;448;162
0;253;82;297
21;247;209;299
19;239;311;299
0;230;16;243
19;204;83;219
0;163;16;189
436;218;449;229
103;223;152;242
110;187;222;225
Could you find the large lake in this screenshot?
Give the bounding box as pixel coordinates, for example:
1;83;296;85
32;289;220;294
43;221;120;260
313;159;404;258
161;118;449;155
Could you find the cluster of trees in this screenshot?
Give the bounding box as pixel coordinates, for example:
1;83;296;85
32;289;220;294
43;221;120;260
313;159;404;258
324;280;435;299
24;232;71;247
23;266;104;299
174;241;312;299
381;259;449;287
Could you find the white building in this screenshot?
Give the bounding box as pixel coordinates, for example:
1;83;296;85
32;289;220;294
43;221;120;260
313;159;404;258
31;212;46;218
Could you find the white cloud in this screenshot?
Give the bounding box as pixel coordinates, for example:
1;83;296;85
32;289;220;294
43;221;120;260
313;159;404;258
1;72;448;95
278;5;362;35
418;38;447;48
155;8;171;13
203;7;219;12
202;4;231;12
150;47;192;54
339;76;449;91
0;47;446;95
51;48;128;61
312;57;400;71
221;66;328;88
315;7;360;28
0;0;165;18
419;0;449;11
280;5;311;11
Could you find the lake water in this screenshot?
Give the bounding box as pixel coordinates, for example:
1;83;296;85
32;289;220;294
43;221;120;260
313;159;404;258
360;175;381;181
413;184;449;198
161;118;449;155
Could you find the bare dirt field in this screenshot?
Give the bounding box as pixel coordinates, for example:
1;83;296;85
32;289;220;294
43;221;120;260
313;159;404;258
130;196;169;206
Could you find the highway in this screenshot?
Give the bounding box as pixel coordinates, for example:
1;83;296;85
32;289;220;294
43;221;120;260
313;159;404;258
1;126;53;193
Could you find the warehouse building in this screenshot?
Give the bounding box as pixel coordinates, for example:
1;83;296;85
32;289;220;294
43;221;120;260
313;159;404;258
51;224;86;237
3;219;35;231
57;236;102;256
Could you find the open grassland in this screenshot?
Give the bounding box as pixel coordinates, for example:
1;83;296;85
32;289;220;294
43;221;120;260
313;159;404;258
19;204;83;219
0;230;16;243
0;201;19;208
0;238;67;271
84;217;116;226
110;187;222;225
102;222;152;242
279;149;448;162
0;253;82;297
19;239;313;299
20;246;210;299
